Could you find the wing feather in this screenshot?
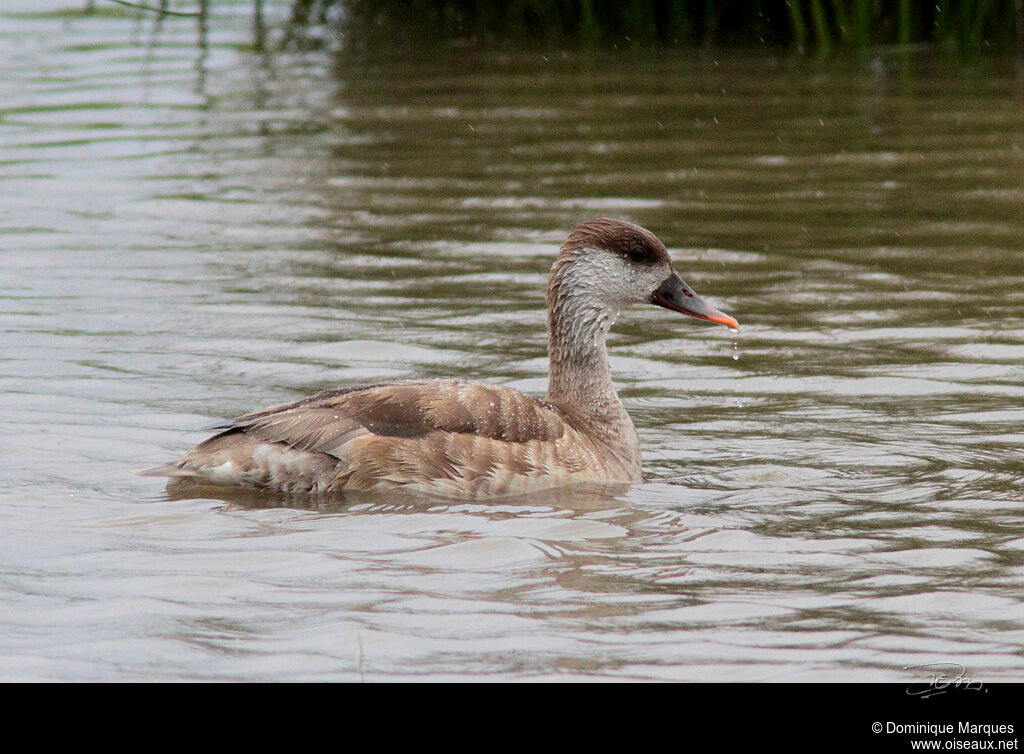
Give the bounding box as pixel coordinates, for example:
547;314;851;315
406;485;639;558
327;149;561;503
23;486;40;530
204;379;567;460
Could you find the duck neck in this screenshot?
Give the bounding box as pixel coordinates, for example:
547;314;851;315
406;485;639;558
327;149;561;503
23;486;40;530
544;261;623;412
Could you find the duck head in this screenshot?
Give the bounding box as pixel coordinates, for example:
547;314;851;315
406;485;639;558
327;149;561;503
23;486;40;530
549;218;739;332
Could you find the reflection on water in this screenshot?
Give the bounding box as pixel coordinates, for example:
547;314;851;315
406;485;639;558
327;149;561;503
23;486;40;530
163;477;635;513
0;0;1022;681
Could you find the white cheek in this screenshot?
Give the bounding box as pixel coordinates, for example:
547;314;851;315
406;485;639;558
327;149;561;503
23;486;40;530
560;250;621;300
561;248;665;308
623;268;663;304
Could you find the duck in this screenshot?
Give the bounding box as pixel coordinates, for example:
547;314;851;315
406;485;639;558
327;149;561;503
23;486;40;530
141;219;738;499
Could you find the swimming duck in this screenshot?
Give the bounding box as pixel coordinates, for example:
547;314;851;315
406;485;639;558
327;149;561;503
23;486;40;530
142;219;738;498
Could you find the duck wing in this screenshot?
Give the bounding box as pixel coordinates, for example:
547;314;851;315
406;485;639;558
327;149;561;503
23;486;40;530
148;379;600;495
217;379;567;456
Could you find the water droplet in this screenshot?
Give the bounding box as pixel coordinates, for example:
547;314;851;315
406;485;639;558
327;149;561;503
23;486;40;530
728;326;739;334
732;341;740;361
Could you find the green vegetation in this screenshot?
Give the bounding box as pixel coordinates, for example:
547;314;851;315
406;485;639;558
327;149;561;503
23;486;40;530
297;0;1024;58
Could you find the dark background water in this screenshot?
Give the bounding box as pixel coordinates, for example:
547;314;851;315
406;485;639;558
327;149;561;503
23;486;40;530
0;1;1022;681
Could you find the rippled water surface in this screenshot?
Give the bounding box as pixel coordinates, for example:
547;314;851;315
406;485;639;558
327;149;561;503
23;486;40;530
2;1;1023;682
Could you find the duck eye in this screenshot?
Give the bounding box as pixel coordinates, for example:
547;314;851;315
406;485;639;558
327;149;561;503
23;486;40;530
627;245;647;263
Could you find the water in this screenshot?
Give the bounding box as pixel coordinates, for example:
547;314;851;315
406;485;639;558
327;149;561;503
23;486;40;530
1;1;1023;682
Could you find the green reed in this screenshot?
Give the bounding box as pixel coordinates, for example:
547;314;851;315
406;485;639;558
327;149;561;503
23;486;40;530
318;0;1024;58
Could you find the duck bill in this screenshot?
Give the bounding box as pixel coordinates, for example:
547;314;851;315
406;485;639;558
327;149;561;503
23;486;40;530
649;271;739;330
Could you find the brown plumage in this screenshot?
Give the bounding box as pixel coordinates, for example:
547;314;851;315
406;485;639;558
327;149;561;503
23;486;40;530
141;219;739;499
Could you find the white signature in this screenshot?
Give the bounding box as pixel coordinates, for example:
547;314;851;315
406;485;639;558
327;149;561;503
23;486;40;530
905;662;985;698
